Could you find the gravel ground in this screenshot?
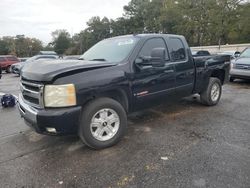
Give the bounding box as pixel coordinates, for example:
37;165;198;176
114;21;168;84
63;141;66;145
0;73;249;188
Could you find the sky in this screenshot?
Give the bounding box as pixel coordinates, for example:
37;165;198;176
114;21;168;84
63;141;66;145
0;0;130;45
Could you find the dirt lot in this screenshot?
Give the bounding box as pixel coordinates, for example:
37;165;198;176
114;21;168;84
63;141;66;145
0;73;249;188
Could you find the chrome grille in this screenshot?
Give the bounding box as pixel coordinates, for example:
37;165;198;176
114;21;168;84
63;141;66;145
235;64;250;70
20;80;44;108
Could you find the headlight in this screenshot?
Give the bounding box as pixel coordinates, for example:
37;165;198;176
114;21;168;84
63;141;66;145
44;84;76;107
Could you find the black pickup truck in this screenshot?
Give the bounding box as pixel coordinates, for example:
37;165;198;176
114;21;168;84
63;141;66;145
19;34;230;149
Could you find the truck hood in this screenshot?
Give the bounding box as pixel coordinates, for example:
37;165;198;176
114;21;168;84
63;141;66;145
233;57;250;65
21;59;117;82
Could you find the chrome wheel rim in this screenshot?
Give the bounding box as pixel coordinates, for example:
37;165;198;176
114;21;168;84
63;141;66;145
211;83;220;102
90;108;120;141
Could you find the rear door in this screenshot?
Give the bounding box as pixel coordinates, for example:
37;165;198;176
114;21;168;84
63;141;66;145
166;37;195;98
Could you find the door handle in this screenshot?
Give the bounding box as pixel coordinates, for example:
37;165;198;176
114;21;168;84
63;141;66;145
164;70;174;73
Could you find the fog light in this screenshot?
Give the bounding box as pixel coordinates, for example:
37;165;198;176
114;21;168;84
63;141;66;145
46;128;57;133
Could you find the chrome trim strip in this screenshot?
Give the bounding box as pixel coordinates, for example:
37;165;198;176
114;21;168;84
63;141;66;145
21;80;43;87
21;83;39;95
21;86;39;99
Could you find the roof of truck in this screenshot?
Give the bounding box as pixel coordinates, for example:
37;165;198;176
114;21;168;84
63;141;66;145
0;55;16;57
110;33;184;39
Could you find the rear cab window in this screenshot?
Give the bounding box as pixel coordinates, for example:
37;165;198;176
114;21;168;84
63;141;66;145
168;38;186;62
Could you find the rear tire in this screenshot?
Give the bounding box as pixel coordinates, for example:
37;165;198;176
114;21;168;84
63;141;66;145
229;77;235;82
78;97;127;149
200;77;222;106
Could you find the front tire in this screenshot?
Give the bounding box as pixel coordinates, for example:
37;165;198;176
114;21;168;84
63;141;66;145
6;66;11;73
200;77;222;106
79;98;127;149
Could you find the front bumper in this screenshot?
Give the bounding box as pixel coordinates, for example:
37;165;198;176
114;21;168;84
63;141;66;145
230;69;250;79
18;94;82;135
12;66;20;75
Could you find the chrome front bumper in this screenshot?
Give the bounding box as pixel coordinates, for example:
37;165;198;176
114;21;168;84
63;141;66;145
18;94;38;125
18;93;82;135
230;68;250;78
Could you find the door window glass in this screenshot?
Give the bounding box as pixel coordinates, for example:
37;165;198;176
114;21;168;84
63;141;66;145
138;38;169;60
169;38;186;61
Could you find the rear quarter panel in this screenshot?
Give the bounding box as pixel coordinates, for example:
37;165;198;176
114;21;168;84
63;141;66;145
193;55;230;93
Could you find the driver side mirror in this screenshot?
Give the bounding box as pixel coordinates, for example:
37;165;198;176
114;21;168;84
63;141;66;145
135;48;166;68
234;52;240;58
150;48;166;67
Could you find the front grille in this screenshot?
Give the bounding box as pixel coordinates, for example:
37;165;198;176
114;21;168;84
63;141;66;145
235;64;250;70
20;80;44;108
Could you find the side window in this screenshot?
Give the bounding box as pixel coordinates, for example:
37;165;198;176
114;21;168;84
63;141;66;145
169;38;186;61
197;51;203;55
197;51;209;56
203;51;210;56
7;57;18;61
37;56;44;60
43;56;56;59
0;57;5;62
47;56;57;59
138;38;169;60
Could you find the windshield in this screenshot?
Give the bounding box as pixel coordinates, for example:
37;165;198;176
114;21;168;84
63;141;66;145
191;51;197;55
25;56;39;62
80;37;139;63
240;48;250;58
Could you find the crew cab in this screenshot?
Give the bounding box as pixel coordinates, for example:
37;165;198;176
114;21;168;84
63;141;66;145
0;55;20;73
19;34;230;149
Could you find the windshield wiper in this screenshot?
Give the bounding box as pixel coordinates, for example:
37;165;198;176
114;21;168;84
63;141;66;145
89;58;107;61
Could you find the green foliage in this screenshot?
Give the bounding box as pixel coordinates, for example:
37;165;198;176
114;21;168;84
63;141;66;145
1;0;249;56
237;2;250;43
0;39;10;55
51;30;71;55
67;0;249;52
0;35;43;57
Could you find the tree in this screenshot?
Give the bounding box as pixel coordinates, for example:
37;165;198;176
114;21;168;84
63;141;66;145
232;2;250;43
0;36;43;57
29;38;43;56
46;0;250;55
51;30;71;55
0;39;10;55
210;0;244;45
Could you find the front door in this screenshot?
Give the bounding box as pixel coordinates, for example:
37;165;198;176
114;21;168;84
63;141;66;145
131;37;176;109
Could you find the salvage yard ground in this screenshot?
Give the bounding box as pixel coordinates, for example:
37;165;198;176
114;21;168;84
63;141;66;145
0;73;249;188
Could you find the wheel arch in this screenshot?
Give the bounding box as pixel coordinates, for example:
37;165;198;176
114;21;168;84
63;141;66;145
210;69;225;85
82;89;129;113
